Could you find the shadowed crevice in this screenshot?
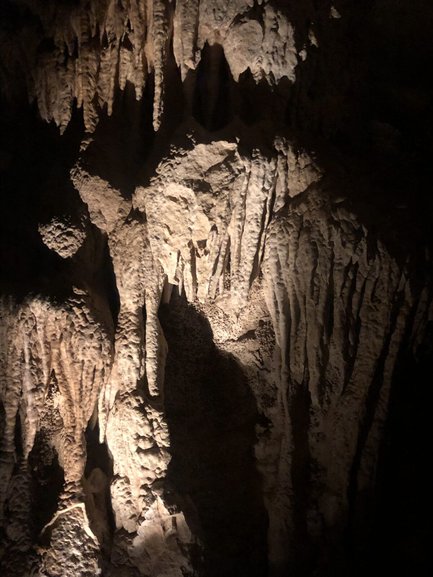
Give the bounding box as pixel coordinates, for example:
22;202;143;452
160;293;268;577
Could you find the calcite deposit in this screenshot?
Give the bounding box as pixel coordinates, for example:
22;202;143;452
0;1;432;576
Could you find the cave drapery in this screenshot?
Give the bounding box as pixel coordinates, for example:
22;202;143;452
0;1;432;576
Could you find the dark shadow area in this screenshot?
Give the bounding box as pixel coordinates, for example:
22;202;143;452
361;316;433;577
71;222;120;334
84;420;113;484
0;96;88;302
160;293;268;577
289;386;313;576
279;0;433;272
158;35;187;135
191;43;234;131
0;98;118;336
29;430;65;541
236;70;292;127
84;418;116;558
79;82;153;199
0;402;4;444
99;238;121;328
13;413;23;460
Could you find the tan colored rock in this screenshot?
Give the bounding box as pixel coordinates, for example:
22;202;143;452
0;2;431;576
38;215;87;258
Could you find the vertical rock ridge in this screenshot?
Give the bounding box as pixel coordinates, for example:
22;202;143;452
1;1;432;575
0;291;112;575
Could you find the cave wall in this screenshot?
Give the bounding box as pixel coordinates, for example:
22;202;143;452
0;1;432;576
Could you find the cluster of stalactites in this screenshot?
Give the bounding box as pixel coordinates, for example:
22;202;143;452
0;290;112;513
0;0;318;132
259;189;433;566
134;135;321;307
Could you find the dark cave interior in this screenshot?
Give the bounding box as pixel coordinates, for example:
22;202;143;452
0;1;433;576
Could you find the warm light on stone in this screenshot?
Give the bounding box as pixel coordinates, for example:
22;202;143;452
0;1;431;576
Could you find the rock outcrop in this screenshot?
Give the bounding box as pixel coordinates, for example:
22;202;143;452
0;1;432;576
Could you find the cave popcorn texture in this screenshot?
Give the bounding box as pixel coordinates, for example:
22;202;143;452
1;1;432;576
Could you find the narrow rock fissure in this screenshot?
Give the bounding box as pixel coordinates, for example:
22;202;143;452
192;43;234;131
29;432;65;543
84;418;116;554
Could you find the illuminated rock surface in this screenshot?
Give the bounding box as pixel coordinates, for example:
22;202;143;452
0;1;432;576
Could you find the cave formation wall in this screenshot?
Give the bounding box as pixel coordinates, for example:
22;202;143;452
0;1;432;576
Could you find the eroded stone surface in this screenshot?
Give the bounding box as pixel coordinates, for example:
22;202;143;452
1;1;432;576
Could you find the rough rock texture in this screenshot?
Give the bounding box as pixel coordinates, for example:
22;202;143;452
1;1;433;576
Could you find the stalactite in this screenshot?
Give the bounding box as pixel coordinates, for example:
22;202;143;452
0;291;111;575
0;0;312;134
1;1;432;576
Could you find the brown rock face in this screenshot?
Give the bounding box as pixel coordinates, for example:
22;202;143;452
0;1;432;576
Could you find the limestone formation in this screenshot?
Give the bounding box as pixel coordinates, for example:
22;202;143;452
0;1;432;576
